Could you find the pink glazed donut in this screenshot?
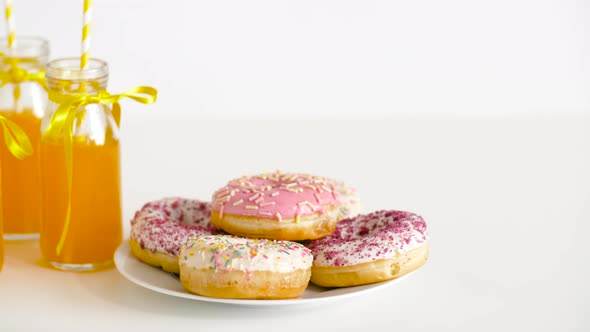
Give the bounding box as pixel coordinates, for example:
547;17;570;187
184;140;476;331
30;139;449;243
211;171;341;241
306;210;429;287
129;197;220;273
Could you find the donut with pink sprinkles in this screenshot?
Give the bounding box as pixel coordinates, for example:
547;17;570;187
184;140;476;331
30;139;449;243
306;210;429;287
129;197;221;273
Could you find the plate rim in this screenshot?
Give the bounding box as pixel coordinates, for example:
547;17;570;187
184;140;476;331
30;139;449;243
114;240;414;307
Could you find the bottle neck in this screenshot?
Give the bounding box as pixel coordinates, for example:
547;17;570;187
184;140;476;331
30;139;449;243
45;58;109;95
47;78;108;95
0;55;46;73
0;37;49;73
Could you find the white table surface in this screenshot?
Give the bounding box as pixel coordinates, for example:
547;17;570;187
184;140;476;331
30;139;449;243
1;113;588;331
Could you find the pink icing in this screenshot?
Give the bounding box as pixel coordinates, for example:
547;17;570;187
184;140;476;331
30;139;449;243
130;197;221;256
306;210;428;267
211;171;338;220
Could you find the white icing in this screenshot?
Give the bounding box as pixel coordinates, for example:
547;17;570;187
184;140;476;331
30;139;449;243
307;210;428;267
330;179;362;219
130;197;217;256
179;235;313;273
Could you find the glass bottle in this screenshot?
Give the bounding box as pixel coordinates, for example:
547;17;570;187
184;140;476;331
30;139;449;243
0;36;49;240
40;58;122;271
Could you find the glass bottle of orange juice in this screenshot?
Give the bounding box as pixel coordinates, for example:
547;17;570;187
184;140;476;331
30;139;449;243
0;37;49;240
40;58;122;271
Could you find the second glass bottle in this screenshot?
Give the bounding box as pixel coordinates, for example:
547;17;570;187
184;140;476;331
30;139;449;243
40;58;122;271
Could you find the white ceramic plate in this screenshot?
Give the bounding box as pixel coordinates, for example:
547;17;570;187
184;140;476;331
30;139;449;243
114;241;415;308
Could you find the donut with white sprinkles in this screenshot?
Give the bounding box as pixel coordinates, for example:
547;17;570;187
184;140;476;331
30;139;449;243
179;235;313;299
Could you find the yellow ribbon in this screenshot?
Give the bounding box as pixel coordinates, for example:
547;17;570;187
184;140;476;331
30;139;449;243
0;65;46;88
0;114;32;160
45;86;158;256
0;53;47;102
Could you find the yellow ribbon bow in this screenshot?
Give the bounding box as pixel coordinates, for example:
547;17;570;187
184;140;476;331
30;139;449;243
0;65;46;88
0;114;32;160
45;86;158;255
0;54;47;102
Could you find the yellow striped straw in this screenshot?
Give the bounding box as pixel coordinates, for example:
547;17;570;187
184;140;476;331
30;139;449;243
4;0;20;106
4;0;14;48
80;0;92;69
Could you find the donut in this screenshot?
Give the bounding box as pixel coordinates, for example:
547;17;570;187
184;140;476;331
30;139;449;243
179;235;313;299
210;171;341;241
330;179;362;219
306;210;429;287
129;197;220;274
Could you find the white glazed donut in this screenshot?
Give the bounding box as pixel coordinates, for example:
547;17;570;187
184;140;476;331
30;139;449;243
129;197;220;273
306;210;429;287
179;235;313;299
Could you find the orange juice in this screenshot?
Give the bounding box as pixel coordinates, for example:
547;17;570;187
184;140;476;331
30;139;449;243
0;188;4;271
0;110;42;238
40;139;122;267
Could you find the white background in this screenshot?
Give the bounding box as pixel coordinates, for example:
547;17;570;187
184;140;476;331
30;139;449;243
12;0;590;115
1;1;589;331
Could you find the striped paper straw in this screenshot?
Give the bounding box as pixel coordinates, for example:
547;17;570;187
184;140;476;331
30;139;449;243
4;0;20;107
4;0;15;47
80;0;92;69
